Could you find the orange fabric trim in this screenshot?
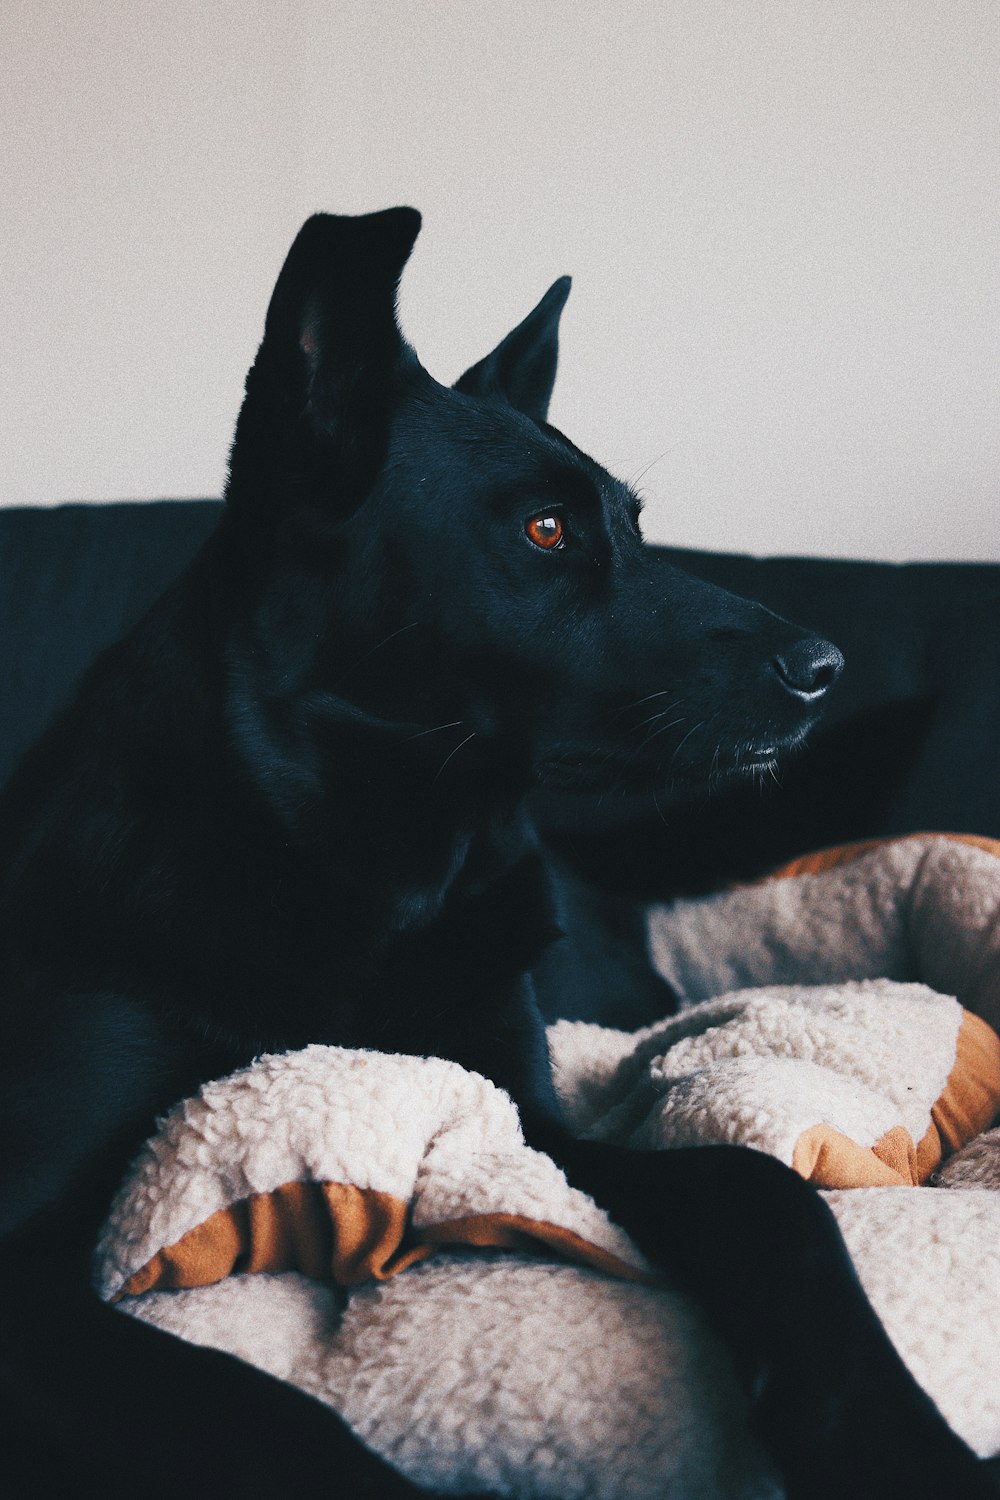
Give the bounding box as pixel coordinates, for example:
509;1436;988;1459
789;1009;1000;1190
791;1122;919;1187
118;1185;648;1301
120;1182;430;1299
761;832;1000;883
914;1120;944;1183
122;1204;247;1296
416;1214;651;1283
929;1009;1000;1158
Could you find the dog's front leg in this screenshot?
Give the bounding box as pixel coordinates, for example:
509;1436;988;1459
528;1128;996;1500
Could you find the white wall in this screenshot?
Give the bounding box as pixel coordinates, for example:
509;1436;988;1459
3;0;997;560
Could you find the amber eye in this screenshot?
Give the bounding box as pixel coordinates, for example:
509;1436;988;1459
525;513;566;551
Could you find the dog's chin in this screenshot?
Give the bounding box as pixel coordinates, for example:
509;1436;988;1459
534;726;811;798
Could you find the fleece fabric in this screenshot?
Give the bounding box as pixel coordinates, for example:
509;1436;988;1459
95;835;1000;1498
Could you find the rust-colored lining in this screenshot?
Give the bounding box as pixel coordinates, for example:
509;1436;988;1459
929;1009;1000;1157
119;1182;433;1298
790;1008;1000;1188
118;1184;648;1301
762;832;1000;883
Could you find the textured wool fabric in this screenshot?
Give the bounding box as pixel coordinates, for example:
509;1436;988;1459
98;993;1000;1494
126;1261;783;1500
549;983;1000;1186
95;835;1000;1496
96;1046;649;1305
646;835;1000;1029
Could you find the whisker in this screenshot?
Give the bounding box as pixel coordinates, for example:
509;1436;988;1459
633;703;686;732
434;731;477;781
624;445;681;490
364;619;420;657
335;620;421;686
405;720;464;741
640;715;687;747
669;719;707;764
610;690;684;724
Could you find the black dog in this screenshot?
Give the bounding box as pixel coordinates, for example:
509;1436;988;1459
0;209;992;1499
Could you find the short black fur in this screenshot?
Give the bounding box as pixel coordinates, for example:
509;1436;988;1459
1;209;993;1498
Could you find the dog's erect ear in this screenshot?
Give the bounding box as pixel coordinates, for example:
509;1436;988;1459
263;207;420;404
453;276;571;424
228;208;421;515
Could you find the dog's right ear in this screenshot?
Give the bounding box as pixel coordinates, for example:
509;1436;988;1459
454;276;571;424
227;208;421;516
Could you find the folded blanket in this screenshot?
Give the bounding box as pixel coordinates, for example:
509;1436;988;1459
96;835;1000;1499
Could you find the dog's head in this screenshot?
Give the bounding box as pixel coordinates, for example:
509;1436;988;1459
222;209;842;802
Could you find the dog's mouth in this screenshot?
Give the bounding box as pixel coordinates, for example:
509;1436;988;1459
534;723;811;795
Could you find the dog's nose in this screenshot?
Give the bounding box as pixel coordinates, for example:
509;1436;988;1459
770;638;845;702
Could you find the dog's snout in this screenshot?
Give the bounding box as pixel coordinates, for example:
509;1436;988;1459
771;638;844;703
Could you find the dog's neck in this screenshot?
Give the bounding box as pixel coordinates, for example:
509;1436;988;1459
225;628;534;925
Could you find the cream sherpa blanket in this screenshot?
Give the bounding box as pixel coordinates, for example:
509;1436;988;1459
96;835;1000;1500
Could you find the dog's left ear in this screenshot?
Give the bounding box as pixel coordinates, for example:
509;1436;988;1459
454;276;571;424
266;207;421;426
227;207;421;518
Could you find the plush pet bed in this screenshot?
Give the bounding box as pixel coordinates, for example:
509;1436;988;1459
96;835;1000;1499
